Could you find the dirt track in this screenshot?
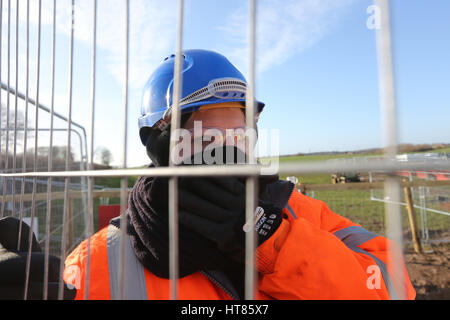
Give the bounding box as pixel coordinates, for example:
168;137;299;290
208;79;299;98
404;243;450;299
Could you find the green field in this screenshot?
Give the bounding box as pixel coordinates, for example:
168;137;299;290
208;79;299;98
434;147;450;154
275;151;377;184
276;147;449;184
274;149;450;241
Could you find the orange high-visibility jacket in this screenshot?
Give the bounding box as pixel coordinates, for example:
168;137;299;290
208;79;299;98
64;189;416;300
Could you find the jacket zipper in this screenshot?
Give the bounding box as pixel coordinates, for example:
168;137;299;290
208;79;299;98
200;271;240;300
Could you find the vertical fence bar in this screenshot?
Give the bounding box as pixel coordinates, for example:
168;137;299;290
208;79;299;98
24;0;41;300
43;0;56;300
84;0;97;300
1;0;10;219
374;0;406;300
11;0;19;222
118;0;129;300
244;0;257;300
167;0;184;300
0;0;2;217
418;186;429;243
5;0;10;213
17;0;29;252
58;0;75;300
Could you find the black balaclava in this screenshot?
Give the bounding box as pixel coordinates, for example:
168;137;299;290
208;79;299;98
145;113;192;167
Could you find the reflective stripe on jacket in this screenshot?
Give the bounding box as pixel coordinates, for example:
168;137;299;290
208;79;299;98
64;189;416;300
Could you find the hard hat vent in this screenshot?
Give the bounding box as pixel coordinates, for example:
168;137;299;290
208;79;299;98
162;77;248;123
179;77;247;107
164;53;186;61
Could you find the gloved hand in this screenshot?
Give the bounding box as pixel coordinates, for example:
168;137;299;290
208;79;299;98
178;175;283;264
0;216;76;300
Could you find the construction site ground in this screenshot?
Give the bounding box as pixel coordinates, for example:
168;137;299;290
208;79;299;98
404;242;450;299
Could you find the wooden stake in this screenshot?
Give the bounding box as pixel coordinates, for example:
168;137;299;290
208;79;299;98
403;186;423;254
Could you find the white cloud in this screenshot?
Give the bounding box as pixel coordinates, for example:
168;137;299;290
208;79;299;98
4;0;361;95
4;0;361;94
14;0;178;90
2;0;361;167
218;0;360;76
1;0;179;167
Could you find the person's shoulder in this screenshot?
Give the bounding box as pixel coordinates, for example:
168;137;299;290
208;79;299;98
284;188;326;225
288;187;324;208
66;226;109;263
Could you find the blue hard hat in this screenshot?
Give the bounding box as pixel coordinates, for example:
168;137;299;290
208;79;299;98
138;49;265;145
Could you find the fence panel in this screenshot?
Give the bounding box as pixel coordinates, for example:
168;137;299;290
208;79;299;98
0;0;449;300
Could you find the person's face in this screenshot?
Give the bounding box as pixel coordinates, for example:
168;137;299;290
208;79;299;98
177;102;250;162
183;102;246;131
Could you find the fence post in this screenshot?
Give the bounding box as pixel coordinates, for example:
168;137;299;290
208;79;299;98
418;186;429;243
68;197;74;250
403;186;423;254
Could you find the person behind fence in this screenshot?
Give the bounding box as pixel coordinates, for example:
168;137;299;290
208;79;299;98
0;217;76;300
63;49;416;300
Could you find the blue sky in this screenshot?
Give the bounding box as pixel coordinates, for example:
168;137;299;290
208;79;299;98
1;0;449;167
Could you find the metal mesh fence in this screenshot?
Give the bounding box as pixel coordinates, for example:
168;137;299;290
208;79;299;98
0;176;90;259
306;185;450;245
0;0;449;300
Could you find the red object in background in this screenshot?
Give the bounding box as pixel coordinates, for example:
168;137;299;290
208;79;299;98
431;172;450;181
98;205;122;231
396;171;411;177
415;171;428;179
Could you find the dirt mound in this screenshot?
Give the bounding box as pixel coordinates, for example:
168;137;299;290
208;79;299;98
404;243;450;299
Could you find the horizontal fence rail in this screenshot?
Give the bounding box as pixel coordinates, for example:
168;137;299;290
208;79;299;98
2;179;449;200
1;158;449;178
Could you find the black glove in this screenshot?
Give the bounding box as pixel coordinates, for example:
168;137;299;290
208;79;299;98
0;217;76;300
127;172;238;278
178;175;283;264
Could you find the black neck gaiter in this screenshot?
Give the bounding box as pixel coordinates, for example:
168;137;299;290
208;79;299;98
125;142;286;298
126;171;240;279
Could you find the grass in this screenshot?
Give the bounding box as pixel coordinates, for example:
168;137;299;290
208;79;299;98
274;149;450;238
432;147;450;154
276;146;450;183
313;189;386;234
275;152;377;184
